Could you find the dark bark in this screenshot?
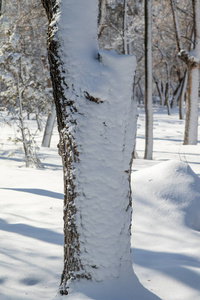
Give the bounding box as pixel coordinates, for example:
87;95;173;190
179;69;187;120
41;0;83;293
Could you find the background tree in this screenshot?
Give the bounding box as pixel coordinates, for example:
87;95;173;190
0;0;54;164
144;0;153;159
170;0;200;145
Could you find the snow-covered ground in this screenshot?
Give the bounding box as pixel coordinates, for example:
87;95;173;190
0;105;200;300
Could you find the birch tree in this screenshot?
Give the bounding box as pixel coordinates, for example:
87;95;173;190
123;0;128;54
41;101;56;148
170;0;200;145
41;0;142;297
98;0;107;39
144;0;153;159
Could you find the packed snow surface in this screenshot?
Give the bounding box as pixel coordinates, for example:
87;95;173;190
0;105;200;300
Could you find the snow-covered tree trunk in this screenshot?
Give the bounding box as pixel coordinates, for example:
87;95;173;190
144;0;153;159
42;101;56;147
42;0;137;296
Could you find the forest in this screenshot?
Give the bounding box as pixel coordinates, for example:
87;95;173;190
0;1;200;300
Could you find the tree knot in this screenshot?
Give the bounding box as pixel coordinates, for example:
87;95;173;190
84;91;104;104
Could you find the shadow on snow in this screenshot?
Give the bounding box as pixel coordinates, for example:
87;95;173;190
1;187;63;200
0;218;63;245
132;247;200;291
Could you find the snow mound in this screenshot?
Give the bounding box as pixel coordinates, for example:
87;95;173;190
52;270;161;300
132;160;200;231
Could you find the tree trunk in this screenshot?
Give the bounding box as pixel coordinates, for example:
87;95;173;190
171;79;183;109
41;0;138;296
183;0;200;144
170;0;200;144
153;76;165;106
98;0;107;39
170;0;183;52
17;73;29;165
144;0;153;159
0;0;2;16
179;69;187;120
184;66;199;144
123;0;128;55
42;101;56;147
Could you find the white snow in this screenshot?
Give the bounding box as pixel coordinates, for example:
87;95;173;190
0;105;200;300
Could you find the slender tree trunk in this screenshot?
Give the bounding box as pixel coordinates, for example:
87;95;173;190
42;101;56;147
42;0;138;296
184;66;199;144
164;62;171;115
123;0;128;55
153;76;165;106
144;0;153;159
171;78;183;109
17;73;29;164
98;0;107;39
170;0;183;52
170;0;200;144
184;0;200;144
0;0;2;16
179;69;187;120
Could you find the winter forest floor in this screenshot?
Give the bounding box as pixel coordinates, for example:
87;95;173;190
0;105;200;300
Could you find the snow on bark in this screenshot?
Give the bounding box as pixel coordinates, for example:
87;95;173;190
42;0;137;294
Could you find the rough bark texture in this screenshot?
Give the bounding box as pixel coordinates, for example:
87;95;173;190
41;0;83;291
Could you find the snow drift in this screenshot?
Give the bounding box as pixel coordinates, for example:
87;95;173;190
131;159;200;300
132;160;200;232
